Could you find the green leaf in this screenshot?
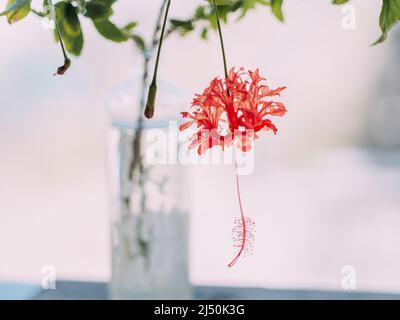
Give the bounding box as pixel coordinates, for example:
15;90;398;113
131;34;145;53
85;0;134;43
194;6;206;20
0;0;31;24
332;0;349;4
170;19;194;35
222;0;269;21
84;0;113;21
175;0;278;39
271;0;284;22
123;21;142;51
123;21;138;31
373;0;400;45
93;19;129;42
206;0;237;4
55;2;84;56
200;27;208;39
99;0;118;5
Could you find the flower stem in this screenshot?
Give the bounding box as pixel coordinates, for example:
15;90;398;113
48;0;71;75
228;158;247;268
54;20;68;61
130;0;169;178
211;1;248;267
145;0;172;119
212;0;229;79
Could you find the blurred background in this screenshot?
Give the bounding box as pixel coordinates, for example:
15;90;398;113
1;0;400;295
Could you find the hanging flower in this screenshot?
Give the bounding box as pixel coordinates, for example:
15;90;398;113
180;68;287;154
180;67;287;268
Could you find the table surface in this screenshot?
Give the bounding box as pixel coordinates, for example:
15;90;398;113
1;281;400;300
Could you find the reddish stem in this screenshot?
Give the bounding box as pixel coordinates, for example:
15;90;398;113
228;158;247;268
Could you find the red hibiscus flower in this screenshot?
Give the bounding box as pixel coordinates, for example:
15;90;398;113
180;68;287;154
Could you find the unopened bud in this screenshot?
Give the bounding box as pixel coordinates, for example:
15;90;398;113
144;83;157;119
54;58;71;76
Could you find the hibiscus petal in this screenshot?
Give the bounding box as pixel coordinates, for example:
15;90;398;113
265;102;287;117
179;121;194;131
267;86;287;96
262;120;278;134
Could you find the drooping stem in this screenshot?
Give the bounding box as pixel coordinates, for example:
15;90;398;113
212;0;229;79
228;158;247;268
30;9;45;17
152;0;171;85
211;1;247;267
144;0;172;119
54;18;68;61
130;0;169;179
48;0;71;75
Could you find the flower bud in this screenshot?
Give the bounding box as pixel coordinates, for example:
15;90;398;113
144;82;157;119
54;58;71;76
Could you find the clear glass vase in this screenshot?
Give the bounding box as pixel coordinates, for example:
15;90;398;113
107;75;192;299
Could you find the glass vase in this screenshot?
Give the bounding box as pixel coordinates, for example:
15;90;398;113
107;75;192;299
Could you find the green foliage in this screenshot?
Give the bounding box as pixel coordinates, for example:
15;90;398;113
93;19;129;42
84;0;113;20
374;0;400;45
1;0;398;59
333;0;400;46
84;0;137;43
0;0;285;56
332;0;349;4
170;18;194;35
271;0;284;22
170;0;280;39
54;1;84;56
0;0;31;24
45;0;139;54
